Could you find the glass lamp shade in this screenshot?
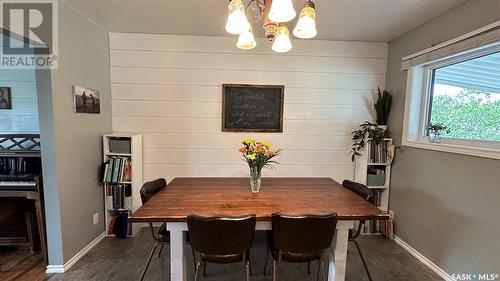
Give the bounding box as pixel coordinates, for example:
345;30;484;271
293;2;317;39
272;24;292;53
268;0;296;23
237;29;257;49
225;0;250;34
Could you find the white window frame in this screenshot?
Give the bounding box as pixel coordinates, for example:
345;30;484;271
402;43;500;160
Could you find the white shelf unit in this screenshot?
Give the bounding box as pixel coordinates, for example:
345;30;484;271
354;138;392;234
103;134;143;237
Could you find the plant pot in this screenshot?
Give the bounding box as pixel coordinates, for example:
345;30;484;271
428;132;441;143
249;169;262;193
377;125;388;132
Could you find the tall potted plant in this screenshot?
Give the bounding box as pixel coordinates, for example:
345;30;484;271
374;87;392;131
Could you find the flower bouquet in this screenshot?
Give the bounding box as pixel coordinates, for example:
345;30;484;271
239;139;280;193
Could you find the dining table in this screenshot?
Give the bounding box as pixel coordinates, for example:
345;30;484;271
129;177;389;281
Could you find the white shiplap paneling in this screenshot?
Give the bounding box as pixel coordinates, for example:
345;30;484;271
109;33;388;183
0;70;39;134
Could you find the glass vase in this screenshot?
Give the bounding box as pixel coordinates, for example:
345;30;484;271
428;132;441;143
249;168;262;193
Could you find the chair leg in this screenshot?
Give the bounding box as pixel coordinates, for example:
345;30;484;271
307;262;311;274
320;259;327;281
158;244;164;257
316;260;321;281
191;247;197;271
353;240;373;281
194;261;201;281
203;261;207;277
140;243;160;281
245;259;251;281
272;260;278;281
248;257;253;276
263;250;269;275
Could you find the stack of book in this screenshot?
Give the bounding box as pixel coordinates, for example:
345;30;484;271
105;184;131;210
369;140;389;163
102;156;131;183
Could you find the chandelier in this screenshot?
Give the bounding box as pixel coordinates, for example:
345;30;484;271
225;0;317;52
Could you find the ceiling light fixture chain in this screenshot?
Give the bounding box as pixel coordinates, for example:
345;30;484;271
225;0;317;52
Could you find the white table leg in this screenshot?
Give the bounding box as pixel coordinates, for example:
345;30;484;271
328;221;354;281
167;222;188;281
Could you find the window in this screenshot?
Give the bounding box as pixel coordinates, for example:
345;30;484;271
428;52;500;142
402;23;500;159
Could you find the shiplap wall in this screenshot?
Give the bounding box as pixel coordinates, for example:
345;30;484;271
109;33;388;183
0;68;39;134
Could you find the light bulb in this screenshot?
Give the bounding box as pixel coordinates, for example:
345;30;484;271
293;1;317;39
268;0;296;23
237;29;257;49
272;24;292;53
225;0;250;34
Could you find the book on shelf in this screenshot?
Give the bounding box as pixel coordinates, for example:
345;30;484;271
368;140;390;163
105;184;132;210
102;156;132;183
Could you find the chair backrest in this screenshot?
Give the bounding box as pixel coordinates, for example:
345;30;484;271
342;180;376;205
187;214;256;256
140;178;167;204
271;213;337;253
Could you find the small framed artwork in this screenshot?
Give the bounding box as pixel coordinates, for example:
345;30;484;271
0;87;12;109
73;85;100;114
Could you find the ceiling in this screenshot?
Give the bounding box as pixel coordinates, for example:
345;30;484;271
62;0;466;42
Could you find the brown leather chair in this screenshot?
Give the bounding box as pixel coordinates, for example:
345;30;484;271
139;178;168;281
264;213;337;281
342;179;376;281
187;214;256;281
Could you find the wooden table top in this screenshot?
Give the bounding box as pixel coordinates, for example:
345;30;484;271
130;177;389;222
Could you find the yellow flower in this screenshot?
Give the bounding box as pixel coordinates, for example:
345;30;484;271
241;138;255;145
261;141;272;148
247;153;256;160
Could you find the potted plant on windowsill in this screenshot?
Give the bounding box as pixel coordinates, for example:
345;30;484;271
374;87;392;132
425;122;450;143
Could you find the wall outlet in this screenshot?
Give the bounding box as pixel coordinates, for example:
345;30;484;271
93;212;99;225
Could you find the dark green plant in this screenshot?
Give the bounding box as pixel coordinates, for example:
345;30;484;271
374;87;392;125
425;122;450;135
350;121;385;161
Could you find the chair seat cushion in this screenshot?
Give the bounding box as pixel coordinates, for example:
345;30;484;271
201;253;244;263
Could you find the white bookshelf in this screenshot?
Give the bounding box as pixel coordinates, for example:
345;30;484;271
354;138;392;234
103;134;143;237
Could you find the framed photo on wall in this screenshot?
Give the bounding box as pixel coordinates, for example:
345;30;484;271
0;87;12;109
222;84;284;132
73;85;100;114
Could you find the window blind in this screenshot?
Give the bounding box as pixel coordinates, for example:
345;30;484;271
401;20;500;70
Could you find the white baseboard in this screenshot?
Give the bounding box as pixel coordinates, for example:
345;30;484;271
394;235;453;281
46;232;106;274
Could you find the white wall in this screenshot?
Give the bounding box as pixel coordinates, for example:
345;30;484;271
0;37;39;134
109;33;387;183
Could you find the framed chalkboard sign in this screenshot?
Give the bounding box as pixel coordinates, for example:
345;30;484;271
222;84;284;132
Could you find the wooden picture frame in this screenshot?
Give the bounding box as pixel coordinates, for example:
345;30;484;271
222;84;284;132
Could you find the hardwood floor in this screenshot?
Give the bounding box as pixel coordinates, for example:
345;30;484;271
1;228;443;281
